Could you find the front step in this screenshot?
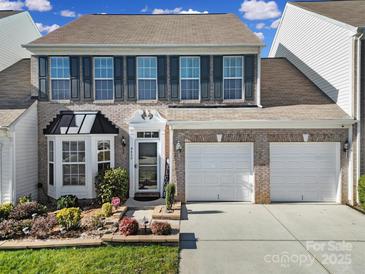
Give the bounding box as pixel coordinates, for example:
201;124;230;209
134;192;161;200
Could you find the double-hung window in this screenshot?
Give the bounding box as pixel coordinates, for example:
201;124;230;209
50;57;70;100
223;56;244;100
137;57;157;100
97;140;111;173
62;141;86;185
180;57;200;100
94;57;114;100
48;141;54;186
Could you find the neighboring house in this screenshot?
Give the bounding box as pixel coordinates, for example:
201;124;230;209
0;10;41;72
0;60;38;203
269;1;365;204
23;13;355;204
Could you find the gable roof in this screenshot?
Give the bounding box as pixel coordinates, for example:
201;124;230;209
28;13;262;46
0;10;22;20
291;1;365;28
0;108;27;128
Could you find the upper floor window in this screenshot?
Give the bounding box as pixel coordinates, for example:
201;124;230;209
223;56;243;100
137;57;157;100
94;57;113;100
50;57;70;100
180;57;200;100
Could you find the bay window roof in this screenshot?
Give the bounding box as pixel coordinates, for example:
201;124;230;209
44;111;119;135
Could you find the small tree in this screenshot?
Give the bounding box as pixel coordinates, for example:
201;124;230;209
359;175;365;209
165;183;176;211
95;167;128;204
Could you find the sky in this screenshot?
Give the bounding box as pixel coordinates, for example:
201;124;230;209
0;0;313;56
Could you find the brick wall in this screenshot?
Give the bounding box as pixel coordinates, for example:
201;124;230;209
172;128;349;204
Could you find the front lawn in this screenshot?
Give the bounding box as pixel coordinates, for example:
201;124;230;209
0;245;178;274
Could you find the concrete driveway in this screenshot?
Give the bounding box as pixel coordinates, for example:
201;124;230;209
179;203;365;274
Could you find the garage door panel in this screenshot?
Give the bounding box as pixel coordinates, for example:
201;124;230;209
270;143;339;202
186;143;253;202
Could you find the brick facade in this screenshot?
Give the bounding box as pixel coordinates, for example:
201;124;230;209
172;128;349;203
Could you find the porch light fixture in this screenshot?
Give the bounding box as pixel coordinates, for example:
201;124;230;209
303;133;309;142
216;134;223;142
176;141;182;153
343;140;349;153
121;136;126;147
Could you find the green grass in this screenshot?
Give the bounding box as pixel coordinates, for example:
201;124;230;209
0;245;178;274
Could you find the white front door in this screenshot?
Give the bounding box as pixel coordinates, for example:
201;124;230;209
135;140;159;193
185;143;254;202
270;143;341;202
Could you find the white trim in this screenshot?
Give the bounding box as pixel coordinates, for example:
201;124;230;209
93;56;114;101
169;119;355;129
136;56;158;101
223;56;245;101
179;56;201;101
256;54;261;107
0;143;2;204
348;127;354;204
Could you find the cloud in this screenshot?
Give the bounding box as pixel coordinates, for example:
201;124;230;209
239;0;281;20
0;0;24;10
254;32;264;41
25;0;51;11
60;9;76;17
140;5;148;13
270;18;281;29
36;22;59;34
152;7;208;14
255;22;266;30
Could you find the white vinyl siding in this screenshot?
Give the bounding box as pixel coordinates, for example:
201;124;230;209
185;143;254;202
0;12;40;71
180;57;200;100
137;57;157;100
94;57;114;100
269;4;355;115
0;136;12;203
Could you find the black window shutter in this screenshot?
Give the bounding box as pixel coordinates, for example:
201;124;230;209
213;56;223;99
244;55;255;100
127;56;136;100
114;57;124;100
157;56;167;100
200;56;210;100
82;56;92;99
38;56;48;100
70;56;80;99
170;56;179;100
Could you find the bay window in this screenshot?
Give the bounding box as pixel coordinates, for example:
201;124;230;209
180;56;200;100
62;141;86;186
97;140;111;173
223;56;244;100
137;57;157;100
94;57;114;100
48;141;54;185
50;57;70;100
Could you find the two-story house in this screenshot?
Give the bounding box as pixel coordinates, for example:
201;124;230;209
269;1;365;205
0;10;40;203
23;13;354;204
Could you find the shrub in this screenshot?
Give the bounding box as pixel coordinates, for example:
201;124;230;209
9;202;47;220
151;221;172;235
30;214;57;239
56;195;78;210
56;208;81;230
359;175;365;209
0;219;31;240
18;195;32;204
0;203;13;220
102;202;113;217
111;197;121;209
119;217;139;236
96;168;128;203
165;183;176;210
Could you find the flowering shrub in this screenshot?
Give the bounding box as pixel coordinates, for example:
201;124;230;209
151;221;172;235
9;202;47;220
102;202;112;217
96;168;128;203
111;197;121;209
30;214;57;239
56;208;81;230
119;217;139;236
56;195;78;210
0;203;13;220
0;219;31;240
18;195;32;204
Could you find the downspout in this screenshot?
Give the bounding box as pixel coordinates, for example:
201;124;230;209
256;52;262;107
355;31;364;205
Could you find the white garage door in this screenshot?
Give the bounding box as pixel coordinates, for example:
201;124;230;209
270;143;340;202
185;143;253;202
